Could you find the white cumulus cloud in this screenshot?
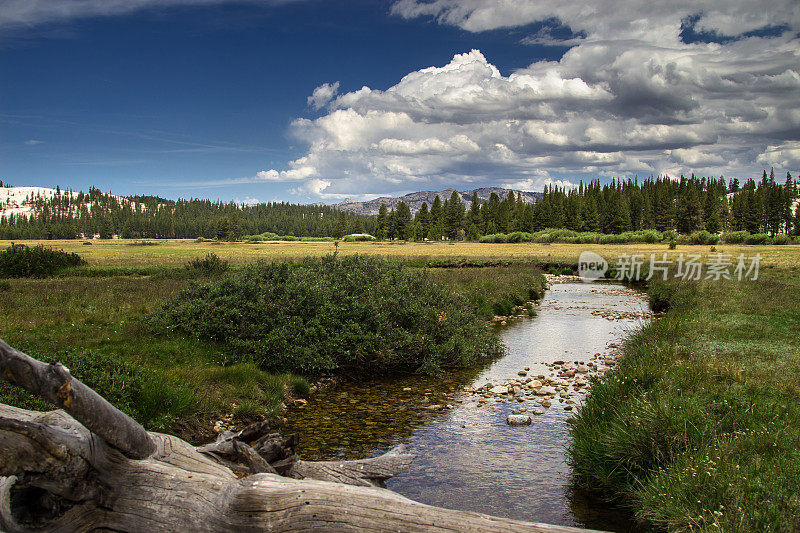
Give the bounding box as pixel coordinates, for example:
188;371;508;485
259;1;799;199
307;82;340;110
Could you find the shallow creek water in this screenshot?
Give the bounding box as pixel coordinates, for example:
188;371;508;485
284;282;651;531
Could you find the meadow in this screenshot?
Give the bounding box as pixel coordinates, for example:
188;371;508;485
0;240;553;440
2;238;800;269
2;238;799;531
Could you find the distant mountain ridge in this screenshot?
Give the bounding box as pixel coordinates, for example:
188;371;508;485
333;187;542;216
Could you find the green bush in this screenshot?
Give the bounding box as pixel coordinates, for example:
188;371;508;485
662;230;678;242
744;233;771;245
241;232;334;242
772;233;791;245
291;376;311;396
506;231;533;243
640;230;663;243
343;234;376;242
185;252;229;274
599;233;626;244
688;230;720;245
478;233;508;243
0;244;86;278
152;255;503;375
721;231;748;244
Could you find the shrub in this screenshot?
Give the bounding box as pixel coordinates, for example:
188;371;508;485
0;280;10;291
772;234;791;245
599;233;626;244
545;228;579;242
744;233;771;245
343;234;376;242
506;231;533;243
185;252;229;274
640;230;663;243
662;230;678;242
291;376;311;396
0;244;86;278
721;231;749;244
688;230;719;245
668;239;677;249
152;255;503;375
478;233;508;243
575;232;601;244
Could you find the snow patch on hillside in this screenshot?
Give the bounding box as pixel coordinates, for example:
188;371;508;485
0;186;126;218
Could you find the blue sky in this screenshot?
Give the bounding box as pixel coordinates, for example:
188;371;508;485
2;0;799;203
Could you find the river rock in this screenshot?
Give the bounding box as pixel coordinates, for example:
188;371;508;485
536;386;557;396
576;365;590;373
541;400;552;408
527;380;543;389
489;386;507;395
507;414;532;426
532;408;545;415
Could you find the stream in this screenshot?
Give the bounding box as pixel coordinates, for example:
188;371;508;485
284;281;652;531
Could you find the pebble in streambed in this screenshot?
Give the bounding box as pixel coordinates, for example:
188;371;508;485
455;344;625;427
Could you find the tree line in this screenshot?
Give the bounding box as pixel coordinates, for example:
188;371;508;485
1;171;798;240
0;188;376;240
376;171;799;240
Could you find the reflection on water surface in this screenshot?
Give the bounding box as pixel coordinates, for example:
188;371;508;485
284;282;650;531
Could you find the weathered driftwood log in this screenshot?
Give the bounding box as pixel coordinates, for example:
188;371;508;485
0;339;154;459
0;340;598;532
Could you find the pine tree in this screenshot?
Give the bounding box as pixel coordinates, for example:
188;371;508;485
703;183;721;233
395;201;412;240
430;196;443;230
677;184;703;234
416;202;430;239
376;204;388;240
794;204;800;236
467;191;481;230
387;208;397;240
583;197;600;232
444;190;464;240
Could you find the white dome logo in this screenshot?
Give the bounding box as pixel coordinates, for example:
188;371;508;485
578;251;608;282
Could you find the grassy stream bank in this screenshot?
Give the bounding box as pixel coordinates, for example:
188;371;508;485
0;253;545;440
569;272;800;531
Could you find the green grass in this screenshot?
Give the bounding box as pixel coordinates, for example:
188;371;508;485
568;273;800;531
427;263;546;318
3;238;798;270
0;255;543;435
0;272;301;434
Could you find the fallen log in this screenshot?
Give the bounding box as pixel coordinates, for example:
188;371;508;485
0;340;600;532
